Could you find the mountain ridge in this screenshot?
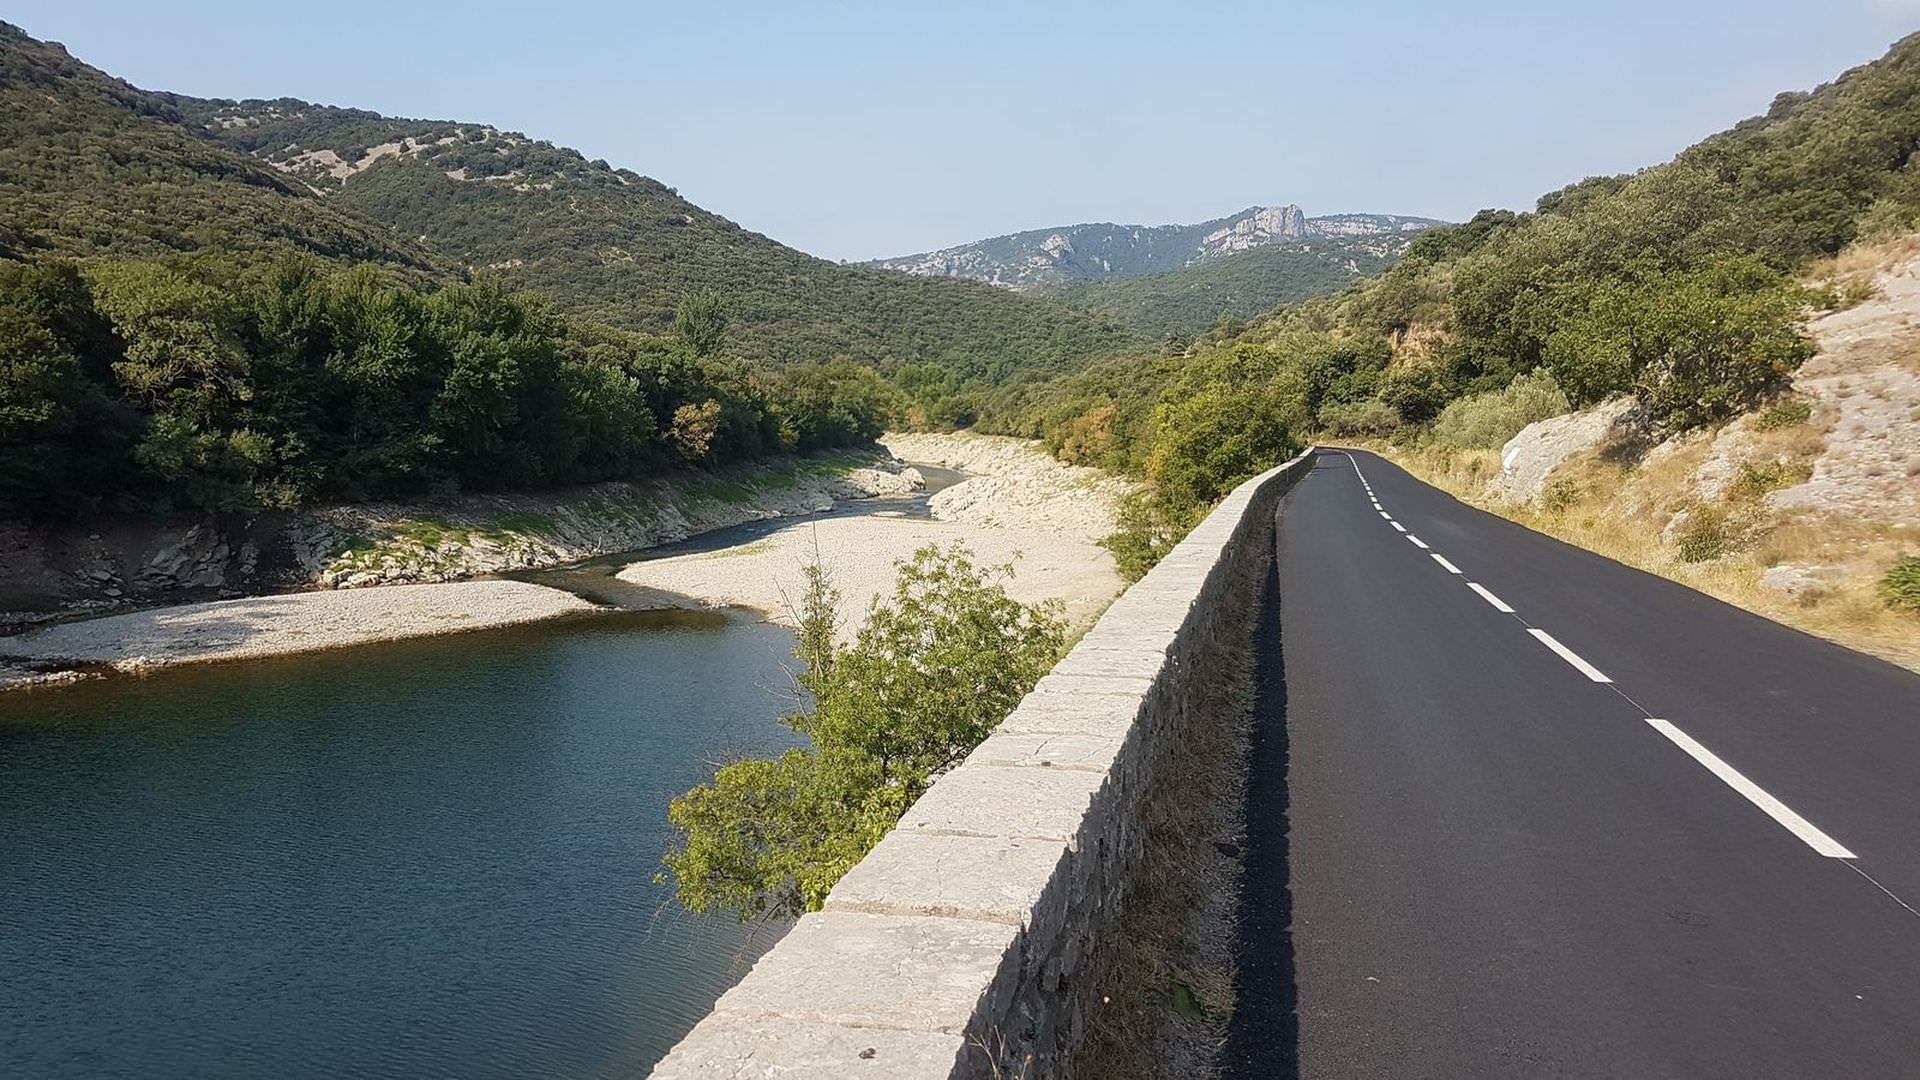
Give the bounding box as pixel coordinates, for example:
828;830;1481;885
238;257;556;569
868;205;1445;290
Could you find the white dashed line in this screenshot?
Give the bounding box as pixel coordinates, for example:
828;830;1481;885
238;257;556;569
1466;582;1514;612
1644;719;1857;859
1336;448;1890;885
1528;628;1611;682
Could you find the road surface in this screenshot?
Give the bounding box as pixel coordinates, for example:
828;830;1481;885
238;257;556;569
1228;448;1920;1078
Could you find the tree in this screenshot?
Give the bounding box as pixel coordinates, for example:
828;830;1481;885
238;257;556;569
660;545;1066;919
1544;256;1813;428
673;291;729;358
1147;387;1303;513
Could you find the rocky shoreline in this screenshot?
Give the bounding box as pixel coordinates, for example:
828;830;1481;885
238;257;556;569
1;434;1132;692
0;449;921;632
1;449;924;691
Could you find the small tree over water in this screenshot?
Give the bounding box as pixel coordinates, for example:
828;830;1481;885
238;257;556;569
659;544;1065;920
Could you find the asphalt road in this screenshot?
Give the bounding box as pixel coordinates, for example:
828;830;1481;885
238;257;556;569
1227;448;1920;1078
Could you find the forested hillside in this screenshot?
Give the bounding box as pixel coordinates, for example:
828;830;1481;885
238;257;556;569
1041;236;1410;339
173;97;1140;390
0;20;1140;519
0;24;435;270
994;31;1920;576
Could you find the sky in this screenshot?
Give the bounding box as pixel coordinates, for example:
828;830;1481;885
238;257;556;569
13;1;1920;261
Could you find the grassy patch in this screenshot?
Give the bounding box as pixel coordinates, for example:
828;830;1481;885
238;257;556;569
488;509;559;536
1754;399;1814;430
1883;557;1920;612
1727;459;1813;502
393;518;460;548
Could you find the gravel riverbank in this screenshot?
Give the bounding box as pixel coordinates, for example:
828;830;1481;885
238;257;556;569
0;581;596;690
619;433;1132;640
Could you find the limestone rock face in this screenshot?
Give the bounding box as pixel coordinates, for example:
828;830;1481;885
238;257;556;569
1492;398;1649;505
1197;205;1307;256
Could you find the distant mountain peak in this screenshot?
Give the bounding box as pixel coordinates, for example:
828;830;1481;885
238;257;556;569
867;205;1445;290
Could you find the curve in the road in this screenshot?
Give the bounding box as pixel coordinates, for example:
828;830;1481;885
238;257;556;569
1230;447;1920;1079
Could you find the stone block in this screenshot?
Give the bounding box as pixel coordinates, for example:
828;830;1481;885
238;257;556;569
825;831;1069;926
896;763;1105;842
651;1015;971;1079
710;910;1019;1034
1048;647;1169;680
997;690;1145;736
1031;671;1155;698
965;730;1127;773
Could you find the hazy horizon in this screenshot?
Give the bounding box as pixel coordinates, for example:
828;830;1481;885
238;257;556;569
13;1;1920;261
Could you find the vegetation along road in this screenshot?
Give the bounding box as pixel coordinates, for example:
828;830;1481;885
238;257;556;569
1230;449;1920;1077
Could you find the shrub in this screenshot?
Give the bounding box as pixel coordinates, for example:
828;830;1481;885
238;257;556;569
1544;256;1814;429
1754;399;1814;430
1727;459;1812;501
1147;387;1303;511
1540;477;1581;514
661;547;1067;919
1431;370;1571;449
1317;398;1403;438
1882;557;1920;612
1676;508;1734;562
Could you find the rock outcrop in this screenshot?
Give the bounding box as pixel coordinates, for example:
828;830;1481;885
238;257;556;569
0;451;922;626
1492;398;1649;504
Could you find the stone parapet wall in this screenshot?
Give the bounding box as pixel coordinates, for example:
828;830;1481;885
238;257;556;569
650;448;1316;1078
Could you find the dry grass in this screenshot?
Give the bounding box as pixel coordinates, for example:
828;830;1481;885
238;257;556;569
1372;440;1920;675
1072;527;1270;1078
1808;233;1920;289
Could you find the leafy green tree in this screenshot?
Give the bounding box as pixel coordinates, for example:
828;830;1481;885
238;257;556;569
1544;257;1813;427
1147;387;1304;513
660;546;1066;919
673;291;729;358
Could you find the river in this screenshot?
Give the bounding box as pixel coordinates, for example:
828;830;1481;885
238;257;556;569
0;465;968;1078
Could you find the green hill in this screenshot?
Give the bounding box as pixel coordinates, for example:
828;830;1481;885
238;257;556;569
167;97;1140;387
1042;237;1409;340
0;23;435;270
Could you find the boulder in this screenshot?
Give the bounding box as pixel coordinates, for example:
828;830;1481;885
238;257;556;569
1759;564;1844;599
1492;398;1649;505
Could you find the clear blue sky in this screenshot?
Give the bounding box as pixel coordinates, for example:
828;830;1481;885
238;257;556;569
13;1;1920;261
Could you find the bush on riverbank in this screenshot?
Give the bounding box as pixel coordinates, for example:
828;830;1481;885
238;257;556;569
659;545;1066;919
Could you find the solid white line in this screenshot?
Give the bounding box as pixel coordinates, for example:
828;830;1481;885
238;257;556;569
1467;582;1514;612
1391;521;1407;533
1528;628;1611;682
1645;719;1857;859
1430;554;1462;575
1407;535;1430;549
